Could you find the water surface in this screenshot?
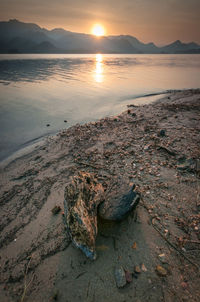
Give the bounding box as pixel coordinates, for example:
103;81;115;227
0;54;200;160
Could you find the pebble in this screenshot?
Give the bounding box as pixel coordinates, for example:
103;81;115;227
155;265;167;277
134;265;141;274
159;129;166;137
125;270;132;283
158;253;167;264
141;263;147;272
114;267;126;288
51;205;61;215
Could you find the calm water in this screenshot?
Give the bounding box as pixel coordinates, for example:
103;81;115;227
0;54;200;161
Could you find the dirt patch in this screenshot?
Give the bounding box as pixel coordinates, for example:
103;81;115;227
0;89;200;302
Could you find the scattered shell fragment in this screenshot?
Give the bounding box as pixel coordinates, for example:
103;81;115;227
156;265;167;277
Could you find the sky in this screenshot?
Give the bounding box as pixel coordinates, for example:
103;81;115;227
0;0;200;45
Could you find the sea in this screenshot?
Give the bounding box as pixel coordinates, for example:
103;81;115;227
0;53;200;161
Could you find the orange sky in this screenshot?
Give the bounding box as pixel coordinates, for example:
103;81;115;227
0;0;200;45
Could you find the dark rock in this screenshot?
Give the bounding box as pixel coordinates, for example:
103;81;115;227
63;174;140;260
64;120;67;123
115;267;126;288
51;205;61;215
63;172;104;260
46;124;50;127
159;129;166;137
98;180;140;221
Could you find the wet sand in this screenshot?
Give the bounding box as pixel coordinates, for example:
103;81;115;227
0;89;200;302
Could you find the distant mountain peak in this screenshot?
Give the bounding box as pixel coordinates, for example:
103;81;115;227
9;19;20;23
174;40;182;44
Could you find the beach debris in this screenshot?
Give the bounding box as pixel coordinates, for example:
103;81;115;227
63;172;104;260
96;245;109;251
157;145;176;156
98;180;140;221
134;265;141;274
141;263;147;272
114;267;126;288
155;265;167;277
51;205;61;215
181;282;188;290
159;129;166;137
177;158;198;173
158;253;167;264
125;270;132;283
132;242;137;249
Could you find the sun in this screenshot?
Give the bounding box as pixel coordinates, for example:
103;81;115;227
92;24;105;37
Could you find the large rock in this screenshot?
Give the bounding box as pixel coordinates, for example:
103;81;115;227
64;172;104;260
98;181;140;221
63;173;140;260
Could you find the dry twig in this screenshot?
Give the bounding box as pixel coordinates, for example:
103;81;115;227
20;256;35;302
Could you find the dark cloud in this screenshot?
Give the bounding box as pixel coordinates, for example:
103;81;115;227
0;0;199;44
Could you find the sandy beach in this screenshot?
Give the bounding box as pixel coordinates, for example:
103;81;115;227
0;89;200;302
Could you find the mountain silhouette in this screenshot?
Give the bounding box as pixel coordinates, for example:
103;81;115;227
0;19;199;54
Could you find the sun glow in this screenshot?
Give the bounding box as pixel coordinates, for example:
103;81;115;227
92;24;105;37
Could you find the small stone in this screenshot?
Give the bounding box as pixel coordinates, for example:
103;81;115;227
159;130;166;137
51;289;59;300
51;205;61;215
155;265;167;277
132;242;137;249
141;263;147;272
181;282;188;290
134;266;141;274
115;267;126;288
46;124;50;127
158;254;167;264
64;120;67;123
125;270;132;283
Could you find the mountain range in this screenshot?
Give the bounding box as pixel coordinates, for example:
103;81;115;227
0;19;200;54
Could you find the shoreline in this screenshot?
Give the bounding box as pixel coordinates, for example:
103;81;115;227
0;89;200;302
0;90;180;168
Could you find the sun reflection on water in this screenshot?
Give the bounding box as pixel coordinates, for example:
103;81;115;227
94;53;104;83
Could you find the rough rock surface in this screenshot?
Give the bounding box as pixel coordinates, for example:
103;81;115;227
64;172;104;260
98;180;140;221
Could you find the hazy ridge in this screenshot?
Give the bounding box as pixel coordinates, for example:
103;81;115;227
0;19;200;54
